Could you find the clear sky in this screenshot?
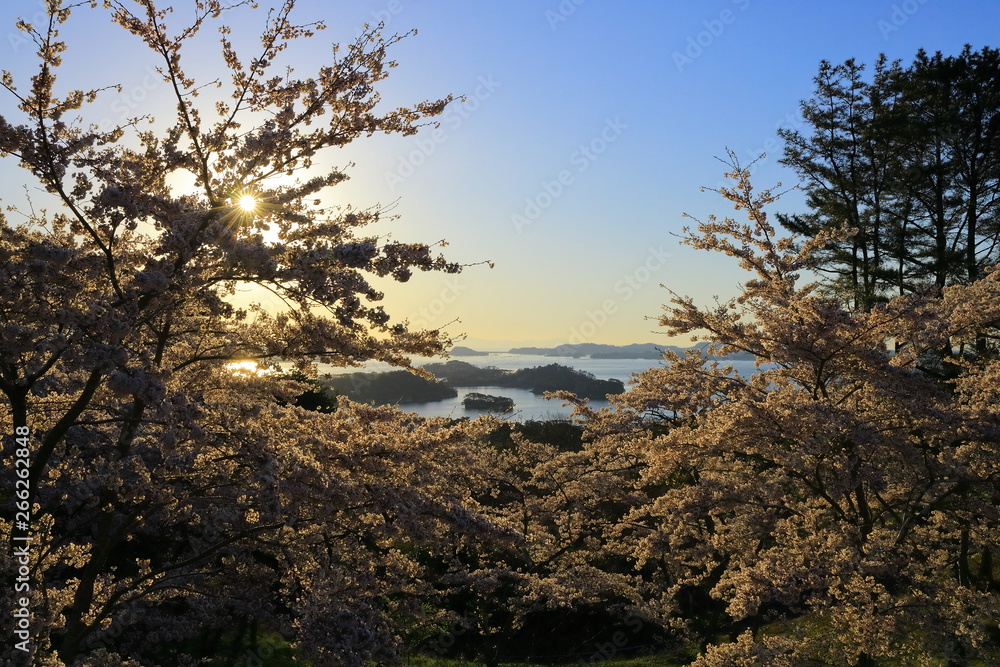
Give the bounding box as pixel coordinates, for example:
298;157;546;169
2;0;999;350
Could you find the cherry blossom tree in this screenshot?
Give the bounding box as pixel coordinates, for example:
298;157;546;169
431;422;655;664
0;1;493;665
574;153;1000;665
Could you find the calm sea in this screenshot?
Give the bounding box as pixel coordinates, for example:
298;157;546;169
314;353;761;421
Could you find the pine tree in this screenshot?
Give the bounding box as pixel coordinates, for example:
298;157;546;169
780;47;1000;308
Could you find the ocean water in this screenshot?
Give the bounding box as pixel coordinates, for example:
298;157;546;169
399;385;594;421
313;353;762;422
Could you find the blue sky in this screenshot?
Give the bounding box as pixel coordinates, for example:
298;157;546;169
2;0;999;349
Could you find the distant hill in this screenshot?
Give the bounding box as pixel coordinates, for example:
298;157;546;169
423;360;504;385
450;346;490;357
323;370;457;405
506;364;624;398
507;342;754;361
508;343;674;359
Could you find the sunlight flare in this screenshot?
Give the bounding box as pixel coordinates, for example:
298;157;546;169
238;194;258;212
224;360;271;376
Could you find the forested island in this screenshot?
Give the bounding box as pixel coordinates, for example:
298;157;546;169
323;370;458;405
322;361;625;405
463;392;515;412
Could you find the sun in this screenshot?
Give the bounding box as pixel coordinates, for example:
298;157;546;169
225;360;272;376
238;195;258;212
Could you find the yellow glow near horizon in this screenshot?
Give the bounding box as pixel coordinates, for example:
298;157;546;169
238;195;258;212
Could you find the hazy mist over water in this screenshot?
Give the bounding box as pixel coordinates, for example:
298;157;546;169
318;353;664;381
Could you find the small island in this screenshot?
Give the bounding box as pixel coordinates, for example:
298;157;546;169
462;392;514;412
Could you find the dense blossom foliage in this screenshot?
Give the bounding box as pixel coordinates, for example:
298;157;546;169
0;2;492;665
568;155;1000;665
3;2;999;666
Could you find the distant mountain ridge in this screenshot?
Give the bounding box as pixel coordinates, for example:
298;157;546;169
450;346;490;357
507;343;667;359
502;342;753;360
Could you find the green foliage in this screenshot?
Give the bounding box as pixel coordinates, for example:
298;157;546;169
404;658;686;667
149;626;299;667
